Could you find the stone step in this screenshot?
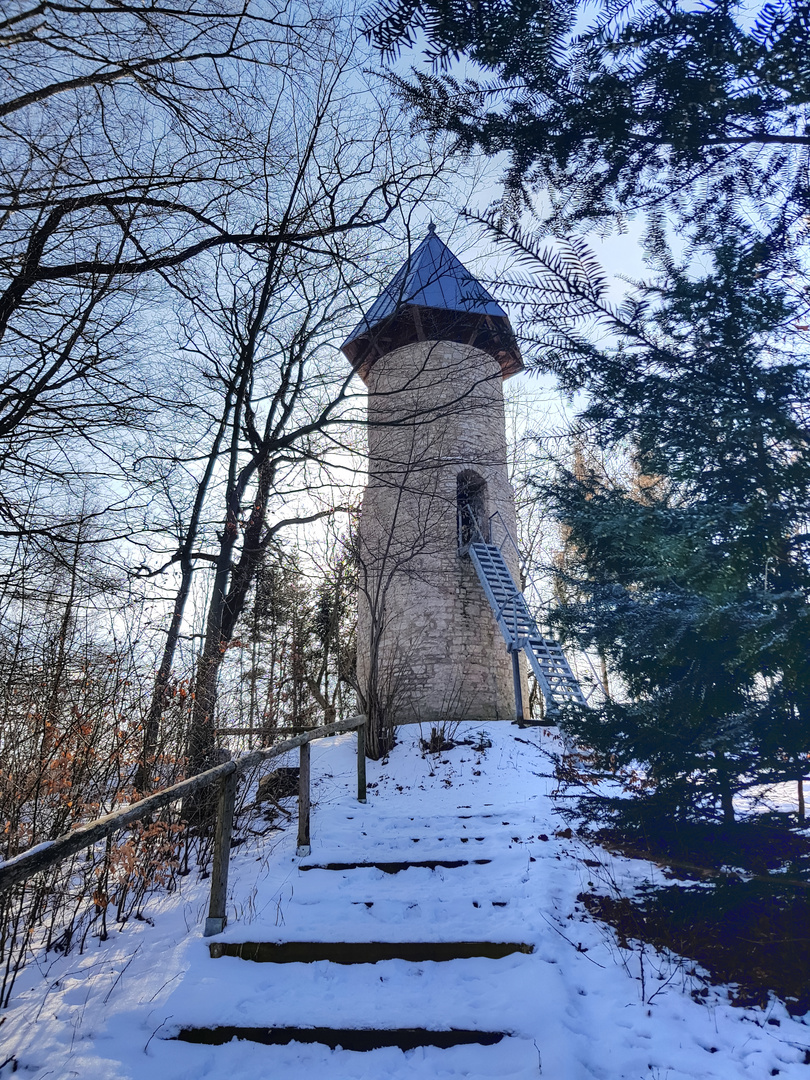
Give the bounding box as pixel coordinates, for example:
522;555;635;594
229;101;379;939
211;896;526;945
173;1025;509;1051
342;809;519;824
208;940;533;963
297;857;492;874
348;899;511;909
160;950;540;1040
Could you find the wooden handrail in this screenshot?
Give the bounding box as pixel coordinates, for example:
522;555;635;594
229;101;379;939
0;716;366;898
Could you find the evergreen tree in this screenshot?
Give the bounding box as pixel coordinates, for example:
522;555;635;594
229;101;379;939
364;0;810;819
539;218;810;822
365;0;810;229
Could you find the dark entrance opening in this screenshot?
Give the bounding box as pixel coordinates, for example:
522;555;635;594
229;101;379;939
457;471;487;550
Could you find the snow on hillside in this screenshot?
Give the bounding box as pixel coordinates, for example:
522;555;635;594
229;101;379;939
0;722;807;1079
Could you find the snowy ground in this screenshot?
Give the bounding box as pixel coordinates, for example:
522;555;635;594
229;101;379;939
1;722;808;1079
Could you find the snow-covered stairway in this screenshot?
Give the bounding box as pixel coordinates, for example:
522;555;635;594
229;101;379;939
149;729;557;1079
9;723;806;1079
173;816;541;1072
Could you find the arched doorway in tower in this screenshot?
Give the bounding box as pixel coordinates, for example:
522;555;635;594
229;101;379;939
457;470;488;550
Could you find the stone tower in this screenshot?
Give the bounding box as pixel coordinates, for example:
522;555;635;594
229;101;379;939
342;226;526;729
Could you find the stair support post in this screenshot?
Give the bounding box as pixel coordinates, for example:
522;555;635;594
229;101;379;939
357;723;367;803
204;766;238;937
297;741;311;856
510;645;525;727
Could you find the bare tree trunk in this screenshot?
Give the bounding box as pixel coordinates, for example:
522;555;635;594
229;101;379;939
136;406;233;792
715;750;735;825
136;566;193;793
599;650;610;701
187;458;276;773
31;524;84;838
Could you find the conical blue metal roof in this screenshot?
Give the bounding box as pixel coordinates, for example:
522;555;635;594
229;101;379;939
342;226;508;350
341;225;522;381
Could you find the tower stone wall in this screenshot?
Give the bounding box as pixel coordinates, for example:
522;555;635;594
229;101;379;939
357;338;527;724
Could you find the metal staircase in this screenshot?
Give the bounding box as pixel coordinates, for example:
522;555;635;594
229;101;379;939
461;509;589;716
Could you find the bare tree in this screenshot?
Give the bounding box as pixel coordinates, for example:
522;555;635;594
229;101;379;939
0;0;458;786
120;56;457;778
0;0;413;543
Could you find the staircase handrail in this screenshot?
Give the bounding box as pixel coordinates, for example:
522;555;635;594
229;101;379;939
466;510;606;706
487;509;524;573
489;513;608;704
0;715;368;937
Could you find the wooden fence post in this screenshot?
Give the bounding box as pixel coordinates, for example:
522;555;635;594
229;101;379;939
204;767;238;937
296;741;311;856
357;723;367;803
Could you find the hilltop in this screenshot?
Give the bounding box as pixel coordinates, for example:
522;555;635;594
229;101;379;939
1;723;807;1079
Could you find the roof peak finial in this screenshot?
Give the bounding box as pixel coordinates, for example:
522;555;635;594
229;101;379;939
427;220;436;234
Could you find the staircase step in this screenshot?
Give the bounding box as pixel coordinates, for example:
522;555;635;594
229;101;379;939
174;1025;508;1050
208;940;533;963
297;858;491;873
